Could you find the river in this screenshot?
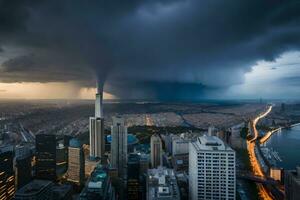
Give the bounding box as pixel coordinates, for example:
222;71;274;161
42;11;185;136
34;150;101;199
265;124;300;170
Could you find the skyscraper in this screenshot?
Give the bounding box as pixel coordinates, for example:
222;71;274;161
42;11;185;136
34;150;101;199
15;145;32;189
89;84;105;159
67;138;85;186
189;135;236;200
111;116;127;178
36;134;57;181
150;134;162;168
0;146;15;200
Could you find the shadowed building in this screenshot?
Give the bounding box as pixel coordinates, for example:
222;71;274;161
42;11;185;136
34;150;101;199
111;116;127;179
35;134;57;181
285;167;300;200
127;153;140;200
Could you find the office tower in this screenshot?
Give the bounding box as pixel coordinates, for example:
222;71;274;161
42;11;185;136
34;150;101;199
150;134;162;168
36;134;57;181
89;84;105;159
111;116;127;178
171;135;189;156
146;167;180;200
15;180;53;200
162;134;174;155
67;138;85;186
285;167;300;200
0;146;15;200
189;135;236;200
15;145;32;189
127;153;140;200
79;165;115;200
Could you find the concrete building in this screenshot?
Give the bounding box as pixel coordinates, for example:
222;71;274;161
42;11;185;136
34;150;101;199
172;154;189;172
15;179;53;200
270;167;283;182
172;135;189;156
35;134;57;181
111;116;127;179
285;167;300;200
67;138;85;186
0;145;15;200
150;134;162;168
89;84;105;159
189;135;236;200
146;167;180;200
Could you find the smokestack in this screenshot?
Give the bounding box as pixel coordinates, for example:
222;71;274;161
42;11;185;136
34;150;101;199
95;82;103;118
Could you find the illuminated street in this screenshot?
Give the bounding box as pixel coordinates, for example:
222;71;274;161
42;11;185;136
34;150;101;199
247;105;273;200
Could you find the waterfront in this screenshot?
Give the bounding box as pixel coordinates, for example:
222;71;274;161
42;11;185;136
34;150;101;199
265;124;300;170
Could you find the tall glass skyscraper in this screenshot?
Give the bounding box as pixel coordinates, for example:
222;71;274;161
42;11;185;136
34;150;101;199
89;84;105;159
111;116;127;178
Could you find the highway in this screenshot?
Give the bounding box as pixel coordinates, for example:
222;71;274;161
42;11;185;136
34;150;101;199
247;105;274;200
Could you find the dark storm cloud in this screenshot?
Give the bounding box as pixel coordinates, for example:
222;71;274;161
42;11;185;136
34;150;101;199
0;0;300;99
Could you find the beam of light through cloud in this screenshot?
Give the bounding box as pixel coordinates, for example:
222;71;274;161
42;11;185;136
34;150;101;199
224;51;300;99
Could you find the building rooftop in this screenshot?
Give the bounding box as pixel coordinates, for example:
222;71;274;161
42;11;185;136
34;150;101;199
192;135;233;151
147;167;180;200
16;179;53;196
80;165;113;200
106;133;138;145
69;138;81;148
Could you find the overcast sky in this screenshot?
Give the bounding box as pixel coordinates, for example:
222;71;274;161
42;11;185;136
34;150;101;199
0;0;300;100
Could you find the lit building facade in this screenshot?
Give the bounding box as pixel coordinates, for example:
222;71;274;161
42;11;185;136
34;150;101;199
189;135;236;200
0;146;15;200
67;138;85;186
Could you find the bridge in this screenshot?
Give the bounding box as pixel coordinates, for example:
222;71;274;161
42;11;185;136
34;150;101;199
259;127;281;144
237;172;278;185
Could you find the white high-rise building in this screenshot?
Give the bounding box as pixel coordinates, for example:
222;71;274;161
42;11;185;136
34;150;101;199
150;134;162;168
189;135;236;200
89;84;105;159
111;116;127;178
